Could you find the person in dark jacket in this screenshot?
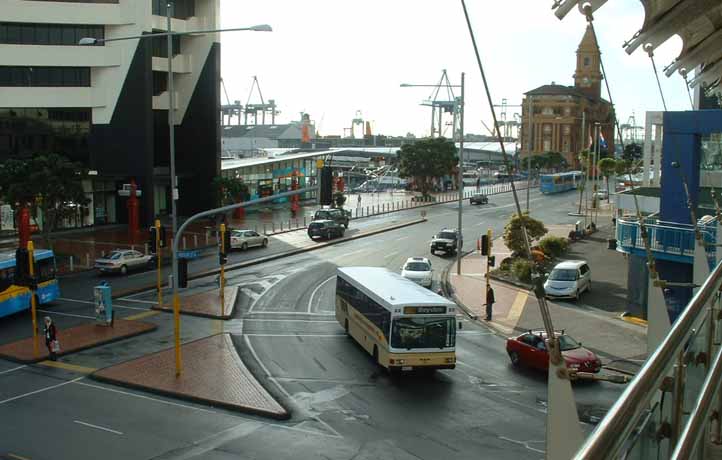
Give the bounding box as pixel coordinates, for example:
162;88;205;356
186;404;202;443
44;316;58;361
485;285;495;321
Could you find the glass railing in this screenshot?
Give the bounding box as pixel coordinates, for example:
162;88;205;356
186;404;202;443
616;218;717;264
573;259;722;459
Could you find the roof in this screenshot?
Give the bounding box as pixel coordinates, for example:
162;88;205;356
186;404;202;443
0;249;54;270
525;84;588;97
222;124;312;140
553;260;588;269
337;267;455;309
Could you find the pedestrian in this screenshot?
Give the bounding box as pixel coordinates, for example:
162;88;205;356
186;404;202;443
485;285;495;321
357;194;362;207
43;316;59;361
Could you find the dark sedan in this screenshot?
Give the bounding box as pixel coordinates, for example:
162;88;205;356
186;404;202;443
470;194;488;205
307;219;345;240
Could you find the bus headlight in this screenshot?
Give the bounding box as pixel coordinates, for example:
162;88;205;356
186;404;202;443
390;359;405;365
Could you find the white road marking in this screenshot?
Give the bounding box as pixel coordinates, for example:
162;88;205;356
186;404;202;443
247;276;288;314
37;309;94;319
58;297;94;305
244;333;346;338
498;436;546;454
244;336;343;439
396;236;409;242
74;420;123;435
383;251;399;259
307;275;336;313
243;319;337;323
0;377;83;405
0;365;27;375
333;249;366;259
115;298;159;305
246;311;335;316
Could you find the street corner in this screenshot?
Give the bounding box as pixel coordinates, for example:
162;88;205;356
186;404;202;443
0;319;157;364
154;285;239;320
91;333;290;420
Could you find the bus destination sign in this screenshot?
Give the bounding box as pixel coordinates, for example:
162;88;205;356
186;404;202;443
403;306;447;315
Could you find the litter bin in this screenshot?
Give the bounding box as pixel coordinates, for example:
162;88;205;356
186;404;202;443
94;283;113;326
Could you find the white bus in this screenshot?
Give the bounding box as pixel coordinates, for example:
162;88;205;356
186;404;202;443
335;266;457;373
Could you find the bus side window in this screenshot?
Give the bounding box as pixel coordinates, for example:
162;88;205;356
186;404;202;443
0;267;14;292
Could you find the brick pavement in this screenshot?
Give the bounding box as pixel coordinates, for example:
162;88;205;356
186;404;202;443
0;319;157;364
153;286;238;320
92;333;289;419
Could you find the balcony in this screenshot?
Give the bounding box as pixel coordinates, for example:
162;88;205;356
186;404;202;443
616;217;718;265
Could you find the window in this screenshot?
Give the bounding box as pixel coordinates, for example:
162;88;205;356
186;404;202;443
583;56;590;66
0;23;104;46
543;140;551;151
152;71;168;95
542;107;554;115
562;125;571;135
153;0;195;19
151;33;181;58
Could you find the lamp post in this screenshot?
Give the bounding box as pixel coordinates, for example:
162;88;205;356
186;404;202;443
81;6;272;377
401;72;465;275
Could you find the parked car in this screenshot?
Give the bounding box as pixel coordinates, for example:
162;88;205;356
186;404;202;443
307;219;345;240
94;249;156;275
593;190;609;201
400;257;433;288
543;260;591;300
230;229;268;251
469;193;489;205
506;330;601;373
313;207;350;229
430;229;459;256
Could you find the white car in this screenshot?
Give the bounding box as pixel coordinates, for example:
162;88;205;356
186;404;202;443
94;250;156;275
543;260;591;300
401;257;433;288
230;229;268;251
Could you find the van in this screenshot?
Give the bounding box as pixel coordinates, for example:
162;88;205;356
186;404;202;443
543;260;591;301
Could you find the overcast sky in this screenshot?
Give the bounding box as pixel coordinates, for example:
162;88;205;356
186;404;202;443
219;1;690;139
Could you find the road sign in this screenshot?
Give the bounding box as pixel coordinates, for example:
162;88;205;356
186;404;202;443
316;159;324;168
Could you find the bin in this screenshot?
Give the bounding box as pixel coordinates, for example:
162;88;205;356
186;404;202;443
94;283;113;326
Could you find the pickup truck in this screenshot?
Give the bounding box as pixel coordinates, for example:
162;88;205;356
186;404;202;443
313;207;351;228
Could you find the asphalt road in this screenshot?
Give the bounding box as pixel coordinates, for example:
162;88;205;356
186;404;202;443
0;188;625;460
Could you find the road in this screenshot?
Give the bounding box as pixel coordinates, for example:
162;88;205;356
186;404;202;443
0;188;623;460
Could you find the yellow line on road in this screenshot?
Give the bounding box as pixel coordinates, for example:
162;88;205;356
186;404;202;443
506;291;528;325
124;310;161;321
213;319;224;335
37;360;97;374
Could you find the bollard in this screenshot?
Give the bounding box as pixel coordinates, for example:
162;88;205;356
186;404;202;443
70;255;74;272
194;234;198;247
263;223;267;234
131;245;135;252
101;250;105;257
366;206;369;216
205;230;210;245
272;222;275;233
182;237;187;250
144;243;149;254
280;221;284;232
288;219;292;230
86;253;90;268
303;216;307;227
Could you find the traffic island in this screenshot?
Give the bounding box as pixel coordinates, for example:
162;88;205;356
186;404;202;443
91;333;289;419
152;286;238;320
0;319;157;364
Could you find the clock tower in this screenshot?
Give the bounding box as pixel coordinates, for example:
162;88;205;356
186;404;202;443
574;24;603;99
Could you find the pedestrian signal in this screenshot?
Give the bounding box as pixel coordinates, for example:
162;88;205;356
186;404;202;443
178;258;188;288
320;167;333;206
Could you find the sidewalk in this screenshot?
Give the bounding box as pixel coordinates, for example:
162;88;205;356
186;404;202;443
448;222;647;372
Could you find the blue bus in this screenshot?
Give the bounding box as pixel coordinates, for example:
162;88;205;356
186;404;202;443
0;249;60;318
540;171;583;194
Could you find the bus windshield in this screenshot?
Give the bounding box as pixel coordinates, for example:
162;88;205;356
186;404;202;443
391;317;455;349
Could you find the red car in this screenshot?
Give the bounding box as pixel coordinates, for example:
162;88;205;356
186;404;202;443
505;330;601;373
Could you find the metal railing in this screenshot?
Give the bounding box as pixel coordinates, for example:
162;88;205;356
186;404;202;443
574;258;722;459
616;217;717;262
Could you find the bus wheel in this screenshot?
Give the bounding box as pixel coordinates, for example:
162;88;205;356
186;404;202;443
344;319;349;336
372;346;379;366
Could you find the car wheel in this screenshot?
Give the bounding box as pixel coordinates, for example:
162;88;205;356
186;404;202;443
344;223;348;229
340;229;345;237
327;230;333;239
344;319;349;336
373;345;380;366
262;238;268;247
120;265;128;275
509;351;520;366
241;242;248;251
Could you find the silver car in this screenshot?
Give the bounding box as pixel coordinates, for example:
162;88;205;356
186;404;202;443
230;229;268;251
94;250;156;275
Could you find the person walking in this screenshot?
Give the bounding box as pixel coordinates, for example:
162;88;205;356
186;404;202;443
357;194;362;207
485;285;495;321
43;316;59;361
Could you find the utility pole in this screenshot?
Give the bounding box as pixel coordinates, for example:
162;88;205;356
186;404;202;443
526;96;533;213
456;72;465;275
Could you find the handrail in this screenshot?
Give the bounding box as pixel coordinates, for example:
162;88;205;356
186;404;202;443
573;259;722;459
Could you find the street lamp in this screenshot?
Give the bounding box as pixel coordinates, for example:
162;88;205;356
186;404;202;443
81;4;271;377
400;73;465;275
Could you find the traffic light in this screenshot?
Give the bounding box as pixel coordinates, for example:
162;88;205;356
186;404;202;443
149;227;157;254
320;167;333;206
489;255;496;267
219;252;228;266
480;234;490;256
219;224;229;266
158;225;166;248
178;258;188;288
15;248;30;285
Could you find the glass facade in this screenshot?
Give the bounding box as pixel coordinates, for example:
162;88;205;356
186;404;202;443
0;66;91;87
152;0;195;19
0;22;104;46
700;132;722;171
151;33;181;58
222;157;319;200
0;108;90;164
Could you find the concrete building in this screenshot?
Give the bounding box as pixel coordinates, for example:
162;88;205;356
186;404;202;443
0;0;221;227
222;122;316;157
520;25;615;167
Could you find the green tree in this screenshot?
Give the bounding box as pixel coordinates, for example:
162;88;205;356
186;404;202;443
543;152;568;172
0;154;89;246
212;176;250;206
597;157;617;199
622;143;643;162
398;137;457;197
503;213;548;257
614;158;632;177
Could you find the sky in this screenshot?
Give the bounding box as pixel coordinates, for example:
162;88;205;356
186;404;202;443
219;1;691;139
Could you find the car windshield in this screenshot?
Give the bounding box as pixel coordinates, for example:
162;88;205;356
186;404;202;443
559;334;581;351
109;252;123;260
437;232;457;240
309;222;325;229
315;211;333;218
390;317;455;349
404;262;430;271
549;268;577;281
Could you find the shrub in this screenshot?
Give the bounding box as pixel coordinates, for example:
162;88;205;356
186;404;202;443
538;235;569;258
511;259;534;284
499;257;514;271
530;249;546;264
503;213;548;257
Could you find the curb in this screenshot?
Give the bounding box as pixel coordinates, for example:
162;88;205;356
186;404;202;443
151;286;239;320
110;218;427;299
620;313;648;327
